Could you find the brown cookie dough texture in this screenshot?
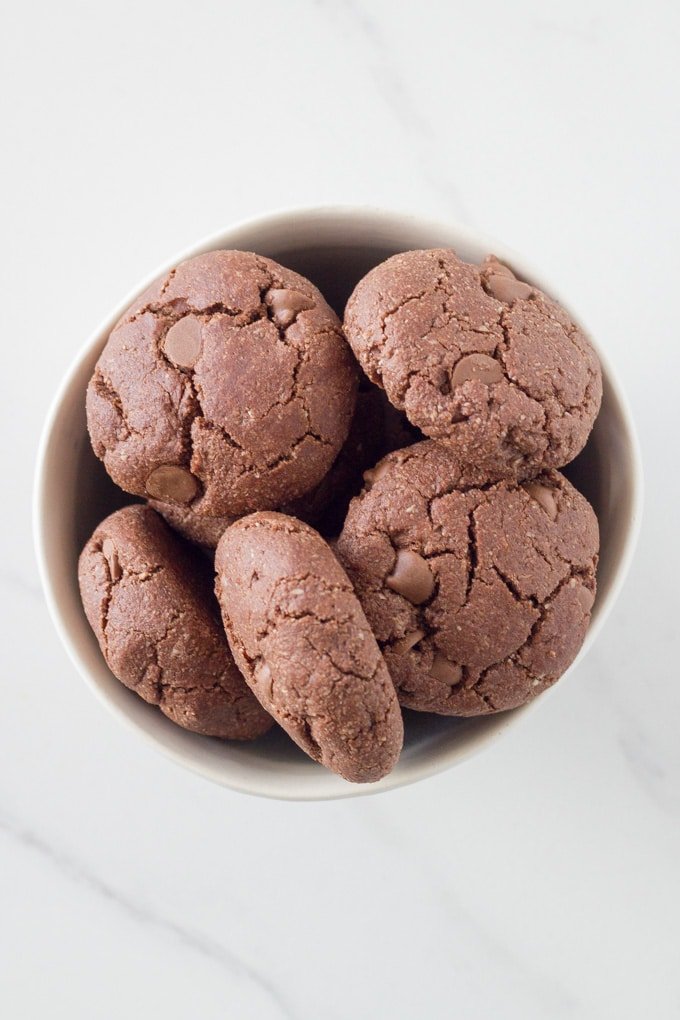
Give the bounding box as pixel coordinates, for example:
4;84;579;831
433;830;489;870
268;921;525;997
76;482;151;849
148;384;418;548
78;505;273;739
343;249;602;480
336;441;599;716
147;499;234;551
87;250;358;517
146;384;418;550
215;512;403;782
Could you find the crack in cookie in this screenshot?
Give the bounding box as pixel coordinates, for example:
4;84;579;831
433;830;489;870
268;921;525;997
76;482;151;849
87;250;358;517
78;505;273;740
336;441;599;717
215;512;403;783
343;248;602;481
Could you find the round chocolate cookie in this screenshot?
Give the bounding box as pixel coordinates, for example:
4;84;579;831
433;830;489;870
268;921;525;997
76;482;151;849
215;512;403;782
343;249;602;479
285;382;419;536
335;442;599;716
87;250;358;516
147;499;234;551
78;505;273;739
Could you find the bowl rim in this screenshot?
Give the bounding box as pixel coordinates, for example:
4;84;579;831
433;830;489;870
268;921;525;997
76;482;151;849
33;203;644;800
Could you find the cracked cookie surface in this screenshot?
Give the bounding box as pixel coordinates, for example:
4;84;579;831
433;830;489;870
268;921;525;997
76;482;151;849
335;441;599;715
87;250;358;516
149;382;420;548
215;512;403;782
78;504;273;739
343;249;602;479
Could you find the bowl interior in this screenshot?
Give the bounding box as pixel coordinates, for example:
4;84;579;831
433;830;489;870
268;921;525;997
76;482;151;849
35;208;641;799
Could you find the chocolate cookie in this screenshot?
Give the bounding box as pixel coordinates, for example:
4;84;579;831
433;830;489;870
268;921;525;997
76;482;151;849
87;250;358;516
215;512;403;782
147;499;234;551
78;505;272;739
336;442;599;715
343;249;602;479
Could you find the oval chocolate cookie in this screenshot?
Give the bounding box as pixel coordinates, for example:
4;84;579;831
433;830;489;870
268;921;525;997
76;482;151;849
343;249;602;480
78;505;272;739
215;512;403;782
87;250;358;516
336;442;599;715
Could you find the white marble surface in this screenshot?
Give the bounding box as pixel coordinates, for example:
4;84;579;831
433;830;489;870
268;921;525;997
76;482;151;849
2;1;679;1016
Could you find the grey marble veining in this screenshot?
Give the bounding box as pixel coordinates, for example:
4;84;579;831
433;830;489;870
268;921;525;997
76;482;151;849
0;809;296;1020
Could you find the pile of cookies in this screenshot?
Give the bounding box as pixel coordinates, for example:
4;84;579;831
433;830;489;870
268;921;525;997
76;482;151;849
79;247;601;783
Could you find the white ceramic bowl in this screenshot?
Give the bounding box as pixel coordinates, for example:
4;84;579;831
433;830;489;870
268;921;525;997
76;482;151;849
34;206;643;800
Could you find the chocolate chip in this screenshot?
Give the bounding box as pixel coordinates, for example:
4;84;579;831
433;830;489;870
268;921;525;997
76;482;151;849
485;273;534;303
393;628;425;655
102;538;122;582
337;443;600;718
255;661;273;697
450;353;504;388
571;581;594;613
146;465;198;504
87;252;357;518
429;654;462;686
265;288;314;329
342;248;602;474
386;549;435;605
162;317;203;369
523;481;558;521
363;460;391;489
483;256;516;279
